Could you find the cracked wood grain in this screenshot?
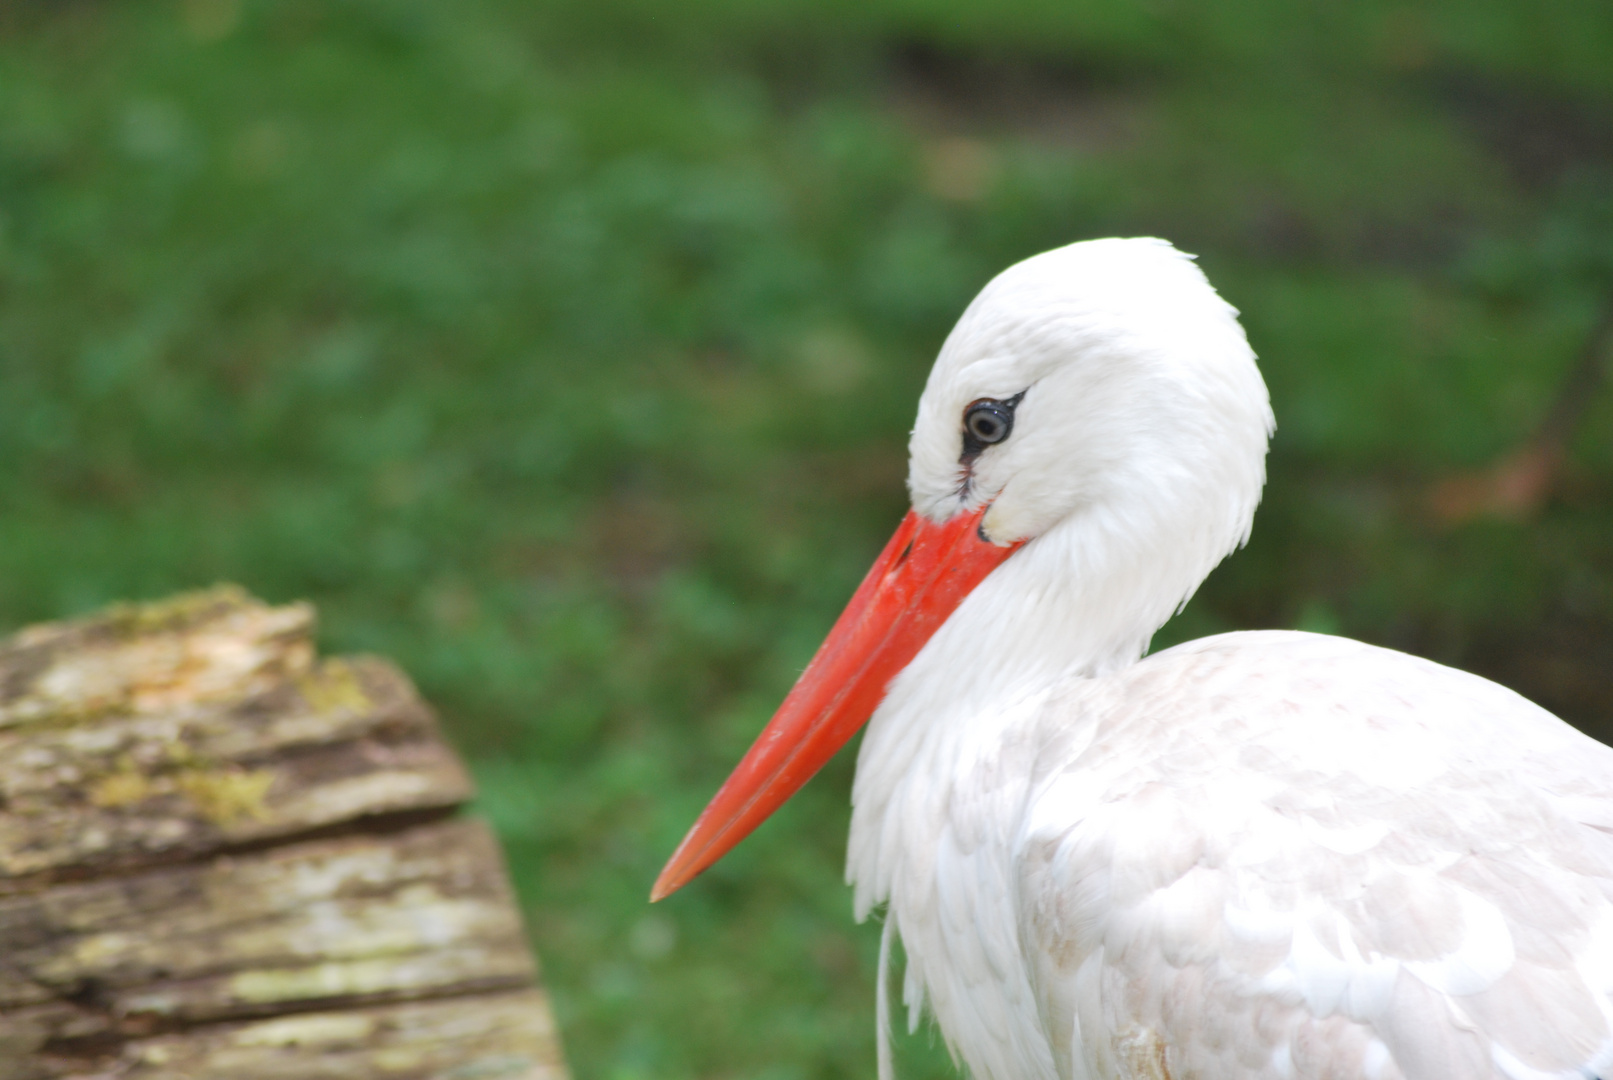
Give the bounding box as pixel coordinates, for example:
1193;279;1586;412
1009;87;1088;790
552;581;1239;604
0;589;567;1080
0;587;474;889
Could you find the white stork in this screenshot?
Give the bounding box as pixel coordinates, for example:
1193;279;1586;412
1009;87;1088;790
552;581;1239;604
652;237;1613;1079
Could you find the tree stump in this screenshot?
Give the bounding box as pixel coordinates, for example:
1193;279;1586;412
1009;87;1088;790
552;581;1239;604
0;586;568;1080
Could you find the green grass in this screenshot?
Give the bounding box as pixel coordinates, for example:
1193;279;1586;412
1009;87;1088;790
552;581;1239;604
3;1;1612;1076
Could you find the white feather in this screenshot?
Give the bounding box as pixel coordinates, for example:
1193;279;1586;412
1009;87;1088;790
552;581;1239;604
845;238;1613;1078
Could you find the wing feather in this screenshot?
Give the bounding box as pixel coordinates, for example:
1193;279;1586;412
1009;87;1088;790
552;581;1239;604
1010;632;1613;1079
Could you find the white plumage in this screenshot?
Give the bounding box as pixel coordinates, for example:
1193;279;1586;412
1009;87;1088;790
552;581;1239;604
658;237;1613;1079
848;240;1613;1079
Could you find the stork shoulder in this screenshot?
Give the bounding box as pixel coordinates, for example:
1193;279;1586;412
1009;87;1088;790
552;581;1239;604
1011;630;1613;1078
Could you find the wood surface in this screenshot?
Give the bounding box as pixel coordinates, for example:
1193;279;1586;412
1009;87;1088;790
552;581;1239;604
0;587;567;1079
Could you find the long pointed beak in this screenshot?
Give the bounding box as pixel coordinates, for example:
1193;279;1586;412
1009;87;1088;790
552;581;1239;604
651;505;1022;901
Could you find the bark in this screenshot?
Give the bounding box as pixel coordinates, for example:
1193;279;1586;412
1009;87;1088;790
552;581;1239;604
0;587;567;1080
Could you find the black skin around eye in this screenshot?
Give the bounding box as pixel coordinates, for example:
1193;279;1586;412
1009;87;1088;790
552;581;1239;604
960;392;1025;463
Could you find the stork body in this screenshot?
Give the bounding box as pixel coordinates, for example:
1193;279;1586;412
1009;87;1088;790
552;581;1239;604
656;239;1613;1078
856;631;1613;1079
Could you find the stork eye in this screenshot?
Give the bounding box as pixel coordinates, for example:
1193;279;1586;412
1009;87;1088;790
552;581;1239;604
960;393;1024;462
966;405;1011;444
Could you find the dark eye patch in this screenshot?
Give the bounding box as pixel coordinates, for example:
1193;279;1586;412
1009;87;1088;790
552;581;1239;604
960;392;1025;463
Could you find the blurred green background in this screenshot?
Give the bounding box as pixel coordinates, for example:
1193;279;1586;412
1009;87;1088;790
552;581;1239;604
2;1;1611;1076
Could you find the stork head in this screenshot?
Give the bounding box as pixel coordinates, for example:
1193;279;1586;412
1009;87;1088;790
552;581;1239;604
652;238;1272;901
909;237;1270;553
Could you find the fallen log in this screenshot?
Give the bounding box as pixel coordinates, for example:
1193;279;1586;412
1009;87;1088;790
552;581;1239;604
0;586;567;1080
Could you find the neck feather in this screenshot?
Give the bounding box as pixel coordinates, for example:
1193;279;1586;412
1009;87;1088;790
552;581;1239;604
846;484;1249;916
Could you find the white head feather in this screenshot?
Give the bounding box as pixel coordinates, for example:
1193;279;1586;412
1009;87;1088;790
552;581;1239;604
908;236;1272;559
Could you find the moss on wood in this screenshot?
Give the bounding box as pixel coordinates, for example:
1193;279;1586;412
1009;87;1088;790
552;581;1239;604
0;590;566;1079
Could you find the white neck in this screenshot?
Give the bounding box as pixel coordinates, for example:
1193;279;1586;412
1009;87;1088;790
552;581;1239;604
846;465;1254;919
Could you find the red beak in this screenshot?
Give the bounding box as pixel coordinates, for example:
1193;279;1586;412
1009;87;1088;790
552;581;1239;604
651;505;1023;901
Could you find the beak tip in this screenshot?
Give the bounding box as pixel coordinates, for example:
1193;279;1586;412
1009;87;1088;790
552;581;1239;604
649;862;685;903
